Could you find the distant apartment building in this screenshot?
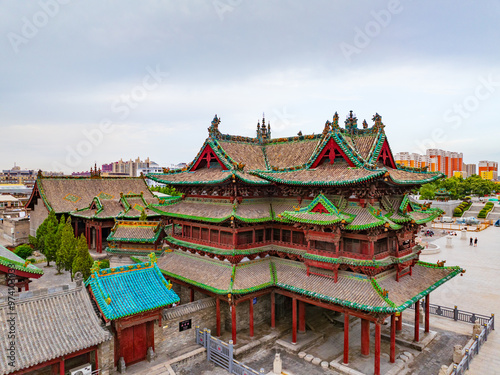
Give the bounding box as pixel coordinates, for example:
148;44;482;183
1;165;36;186
394;152;434;170
110;157;157;177
395;150;463;178
463;163;476;177
478;160;498;180
0;166;63;187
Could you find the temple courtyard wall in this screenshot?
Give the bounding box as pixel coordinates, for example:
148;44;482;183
160;297;227;354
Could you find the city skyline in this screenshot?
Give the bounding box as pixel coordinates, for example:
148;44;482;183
2;1;500;173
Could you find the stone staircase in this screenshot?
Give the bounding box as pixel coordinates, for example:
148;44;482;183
486;205;500;221
463;203;483;218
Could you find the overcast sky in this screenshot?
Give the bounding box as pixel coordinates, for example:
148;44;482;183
1;0;499;173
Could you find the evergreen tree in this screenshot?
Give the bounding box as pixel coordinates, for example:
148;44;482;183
35;219;48;252
54;215;66;273
139;208;147;221
43;210;59;267
72;234;94;280
57;217;76;277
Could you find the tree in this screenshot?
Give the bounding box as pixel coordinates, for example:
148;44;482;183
139;208;147;221
57;217;77;279
149;184;181;196
419;183;436;200
54;214;66;273
72;234;94;280
35;219;48;252
43;210;59;267
14;244;33;260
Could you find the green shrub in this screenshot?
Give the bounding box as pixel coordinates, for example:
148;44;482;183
98;259;110;270
26;258;36;264
453;201;472;217
14;244;34;260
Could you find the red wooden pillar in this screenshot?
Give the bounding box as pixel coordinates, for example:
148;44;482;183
25;280;29;292
396;311;403;331
374;322;381;375
216;298;221;336
231;304;237;344
360;318;370;356
249;300;254;337
98;226;102;253
292;297;297;344
271;292;275;328
74;221;78;237
414;301;420;342
59;359;64;375
425;294;430;333
190;288;195;302
298;300;306;333
343;312;349;364
390;314;396;363
85;224;90;248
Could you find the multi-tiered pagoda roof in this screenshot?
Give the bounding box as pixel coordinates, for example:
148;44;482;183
144;111;460;312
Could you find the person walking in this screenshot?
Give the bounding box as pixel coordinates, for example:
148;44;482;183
474;237;478;247
470;237;473;246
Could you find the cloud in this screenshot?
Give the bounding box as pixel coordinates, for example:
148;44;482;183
1;1;499;171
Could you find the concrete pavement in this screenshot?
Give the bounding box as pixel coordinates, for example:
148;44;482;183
420;226;500;375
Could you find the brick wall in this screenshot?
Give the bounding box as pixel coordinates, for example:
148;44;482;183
224;294;271;334
29;200;49;236
0;217;30;246
97;336;114;375
159;298;226;354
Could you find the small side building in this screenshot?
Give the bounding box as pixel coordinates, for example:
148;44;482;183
0;282;113;375
85;254;179;367
106;220;165;257
0;244;43;291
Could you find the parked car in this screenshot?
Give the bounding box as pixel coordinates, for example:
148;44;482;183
457;217;479;225
440;216;454;223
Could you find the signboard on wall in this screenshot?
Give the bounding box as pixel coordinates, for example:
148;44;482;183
179;319;192;332
253;297;257;305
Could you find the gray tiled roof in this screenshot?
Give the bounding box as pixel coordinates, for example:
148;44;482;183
0;286;112;374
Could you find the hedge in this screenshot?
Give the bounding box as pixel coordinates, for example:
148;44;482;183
453;201;472;217
478;202;494;219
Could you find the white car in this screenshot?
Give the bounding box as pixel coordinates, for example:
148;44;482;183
441;216;454;223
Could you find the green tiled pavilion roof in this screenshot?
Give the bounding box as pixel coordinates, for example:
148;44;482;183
0;245;43;275
154;192;442;229
85;253;179;320
153;251;463;314
145;112;444;187
107;220;163;243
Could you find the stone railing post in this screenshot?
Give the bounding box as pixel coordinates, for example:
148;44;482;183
206;329;211;362
453;306;458;321
228;340;234;373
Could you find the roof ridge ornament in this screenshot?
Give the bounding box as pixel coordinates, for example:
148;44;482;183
372;113;385;131
90;163;101;178
208;114;221;139
332;112;339;129
256;113;270;144
323;120;332;135
344;110;358;135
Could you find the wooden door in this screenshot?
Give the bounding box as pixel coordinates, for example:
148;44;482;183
133;323;147;363
121;323;148;365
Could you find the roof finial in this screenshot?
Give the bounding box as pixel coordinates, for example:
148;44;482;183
208;114;221;139
332;112;339;129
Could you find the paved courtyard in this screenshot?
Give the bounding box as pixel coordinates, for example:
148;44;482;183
419;225;500;375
